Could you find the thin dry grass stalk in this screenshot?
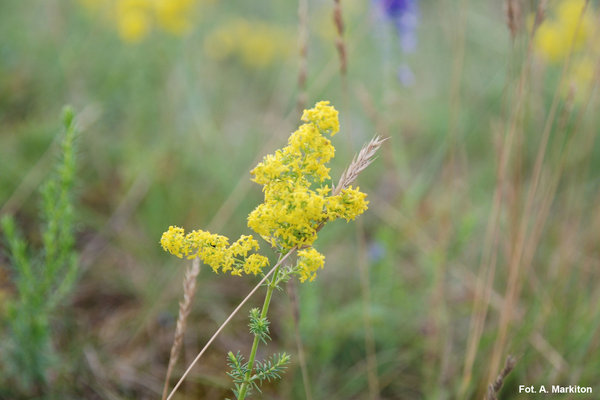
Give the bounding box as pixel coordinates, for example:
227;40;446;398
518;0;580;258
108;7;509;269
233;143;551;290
165;249;297;400
334;136;387;195
487;1;591;385
332;0;347;75
504;0;522;40
534;0;548;31
357;219;380;400
485;355;517;400
287;280;314;400
459;0;552;393
297;0;309;113
162;257;201;400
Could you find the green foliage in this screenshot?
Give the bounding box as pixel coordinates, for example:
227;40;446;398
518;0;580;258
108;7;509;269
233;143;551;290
228;290;291;399
273;265;296;288
0;106;80;395
248;307;271;344
226;351;249;398
227;350;291;399
252;352;291;384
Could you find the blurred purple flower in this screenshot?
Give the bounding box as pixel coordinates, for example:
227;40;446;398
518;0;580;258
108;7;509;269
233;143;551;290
373;0;419;86
375;0;419;53
368;241;386;263
397;64;415;86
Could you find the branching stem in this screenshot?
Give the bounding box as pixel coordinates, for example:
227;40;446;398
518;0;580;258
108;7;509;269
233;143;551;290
237;254;283;400
166;250;294;400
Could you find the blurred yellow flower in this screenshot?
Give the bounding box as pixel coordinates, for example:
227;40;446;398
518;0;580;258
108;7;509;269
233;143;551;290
116;0;151;43
204;19;293;69
567;57;596;100
534;0;593;62
535;21;568;62
533;0;598;101
154;0;195;35
78;0;204;43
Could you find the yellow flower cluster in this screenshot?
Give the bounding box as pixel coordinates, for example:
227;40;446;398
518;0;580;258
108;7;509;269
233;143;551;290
160;226;269;276
248;101;368;281
161;101;369;283
297;248;325;283
533;0;599;100
79;0;202;43
301;102;340;135
203;19;293;69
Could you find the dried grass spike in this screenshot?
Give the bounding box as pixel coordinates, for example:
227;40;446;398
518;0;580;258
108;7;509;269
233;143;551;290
297;0;309;113
505;0;522;40
485;355;517;400
332;0;347;75
162;257;201;400
534;0;548;31
334;135;387;195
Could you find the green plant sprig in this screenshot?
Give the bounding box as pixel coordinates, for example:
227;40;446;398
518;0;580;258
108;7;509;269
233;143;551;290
161;103;384;400
233;258;289;400
0;106;80;394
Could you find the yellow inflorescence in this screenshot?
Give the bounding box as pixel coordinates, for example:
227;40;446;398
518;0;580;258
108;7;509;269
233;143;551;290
301;101;340;135
533;0;599;100
161;101;369;283
248;101;368;254
160;226;269;276
247;101;368;281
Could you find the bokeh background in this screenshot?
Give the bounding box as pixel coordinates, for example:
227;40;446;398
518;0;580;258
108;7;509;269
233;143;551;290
1;0;599;398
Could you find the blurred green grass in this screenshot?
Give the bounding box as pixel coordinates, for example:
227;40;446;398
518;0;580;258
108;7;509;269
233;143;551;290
1;0;600;399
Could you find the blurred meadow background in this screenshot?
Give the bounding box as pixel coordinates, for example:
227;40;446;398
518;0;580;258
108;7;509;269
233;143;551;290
1;0;600;399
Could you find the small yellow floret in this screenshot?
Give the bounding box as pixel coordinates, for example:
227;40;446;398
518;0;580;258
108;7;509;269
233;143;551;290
243;254;270;275
161;226;186;258
297;248;325;283
229;235;260;257
326;186;369;222
301;101;340;136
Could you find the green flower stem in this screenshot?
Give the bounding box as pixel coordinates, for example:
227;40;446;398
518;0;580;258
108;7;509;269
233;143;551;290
237;255;282;400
